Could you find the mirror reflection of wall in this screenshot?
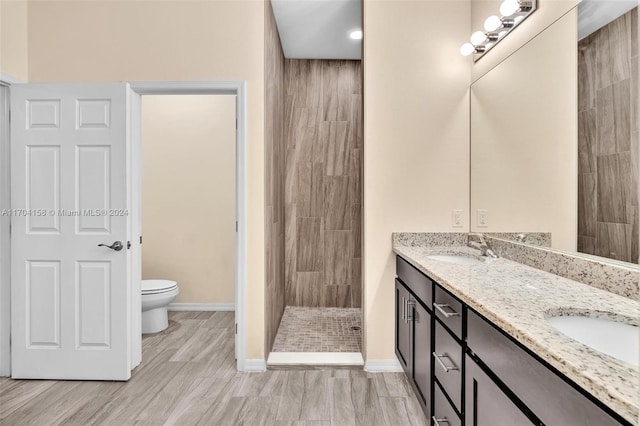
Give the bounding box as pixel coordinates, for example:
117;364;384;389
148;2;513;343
470;4;640;266
577;3;638;263
470;9;578;252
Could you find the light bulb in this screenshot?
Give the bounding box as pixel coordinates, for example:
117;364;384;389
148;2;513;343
484;15;502;32
470;31;488;46
460;43;475;56
349;30;363;40
500;0;520;17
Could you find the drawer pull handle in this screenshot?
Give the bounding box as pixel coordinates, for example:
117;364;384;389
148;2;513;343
433;352;459;372
432;417;450;426
434;303;460;318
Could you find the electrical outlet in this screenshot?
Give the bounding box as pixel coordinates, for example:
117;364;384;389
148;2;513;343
452;209;463;228
477;209;488;227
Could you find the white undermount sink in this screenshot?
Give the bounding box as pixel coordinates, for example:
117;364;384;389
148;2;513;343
547;315;639;366
427;254;484;265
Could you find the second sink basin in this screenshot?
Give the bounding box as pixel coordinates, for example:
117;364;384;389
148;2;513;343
427;254;484;265
547;315;639;366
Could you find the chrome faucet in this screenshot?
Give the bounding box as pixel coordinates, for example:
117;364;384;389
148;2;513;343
468;233;498;258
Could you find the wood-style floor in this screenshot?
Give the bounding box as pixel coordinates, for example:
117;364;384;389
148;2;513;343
0;311;427;425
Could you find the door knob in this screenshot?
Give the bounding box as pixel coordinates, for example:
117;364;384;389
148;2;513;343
98;241;124;251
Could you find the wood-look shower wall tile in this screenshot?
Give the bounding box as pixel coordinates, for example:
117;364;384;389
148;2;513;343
597;80;631;155
325;176;352;230
613;79;631;152
265;0;286;355
596;26;613;90
578;236;596;255
326;122;351;176
596;222;633;262
579;8;639;265
296;162;324;218
578;109;597;173
632;8;638;57
351;260;362;308
285;59;363;307
296;218;324;272
578;35;596;112
284;206;297;304
323;285;352;308
632;59;638;132
352;203;362;258
337;67;354;121
323;65;339;121
324;231;353;286
597;153;631;223
350;149;362;202
297;272;323;307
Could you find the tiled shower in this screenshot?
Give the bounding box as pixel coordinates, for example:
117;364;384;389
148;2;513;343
264;2;364;357
577;7;639;264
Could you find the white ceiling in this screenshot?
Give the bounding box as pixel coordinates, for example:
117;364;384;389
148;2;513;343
578;0;638;40
271;0;362;60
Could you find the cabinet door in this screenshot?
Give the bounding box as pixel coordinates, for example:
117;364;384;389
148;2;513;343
395;279;412;373
412;301;431;410
465;355;538;426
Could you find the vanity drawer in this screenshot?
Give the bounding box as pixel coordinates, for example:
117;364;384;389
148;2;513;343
467;310;624;426
433;383;461;426
433;321;462;411
434;285;463;339
396;256;433;307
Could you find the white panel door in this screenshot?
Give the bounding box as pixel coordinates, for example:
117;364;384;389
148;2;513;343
11;84;133;380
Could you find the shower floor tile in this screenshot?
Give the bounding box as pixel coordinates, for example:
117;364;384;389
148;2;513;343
272;306;362;352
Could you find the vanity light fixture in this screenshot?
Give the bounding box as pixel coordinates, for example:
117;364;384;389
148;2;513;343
460;0;536;60
484;15;502;32
349;29;363;40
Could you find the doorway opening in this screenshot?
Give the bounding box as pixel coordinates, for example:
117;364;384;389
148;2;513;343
139;93;237;357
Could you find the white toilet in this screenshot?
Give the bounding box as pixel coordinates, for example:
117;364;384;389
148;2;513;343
141;279;179;334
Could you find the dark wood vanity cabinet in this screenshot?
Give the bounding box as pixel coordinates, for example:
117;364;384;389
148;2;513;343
395;255;631;426
395;258;433;416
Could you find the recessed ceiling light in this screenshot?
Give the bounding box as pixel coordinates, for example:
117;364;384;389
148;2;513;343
349;30;363;40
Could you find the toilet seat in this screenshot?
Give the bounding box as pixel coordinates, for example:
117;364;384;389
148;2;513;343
142;279;178;295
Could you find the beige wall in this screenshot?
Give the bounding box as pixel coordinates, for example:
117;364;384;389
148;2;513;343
471;0;580;82
141;95;236;304
363;0;471;361
0;0;28;80
27;0;266;358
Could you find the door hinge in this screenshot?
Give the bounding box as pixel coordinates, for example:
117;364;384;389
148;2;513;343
235;323;237;334
235;221;238;232
235;118;238;129
140;236;142;244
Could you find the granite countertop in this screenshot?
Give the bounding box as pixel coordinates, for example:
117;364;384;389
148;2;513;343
393;244;640;424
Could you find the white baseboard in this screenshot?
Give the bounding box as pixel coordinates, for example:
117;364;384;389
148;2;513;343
267;352;364;366
243;359;267;372
168;303;235;312
364;358;403;372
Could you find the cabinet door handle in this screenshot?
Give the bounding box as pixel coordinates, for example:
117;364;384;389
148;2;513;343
406;300;415;322
433;352;459;372
433;303;460;318
432;417;450;426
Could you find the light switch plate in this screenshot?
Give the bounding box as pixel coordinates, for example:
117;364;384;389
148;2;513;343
477;209;488;228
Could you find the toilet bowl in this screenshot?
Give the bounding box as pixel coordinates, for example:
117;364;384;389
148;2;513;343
141;279;179;334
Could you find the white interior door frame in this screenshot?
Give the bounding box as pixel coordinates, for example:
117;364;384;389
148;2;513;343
129;81;249;371
0;74;17;377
